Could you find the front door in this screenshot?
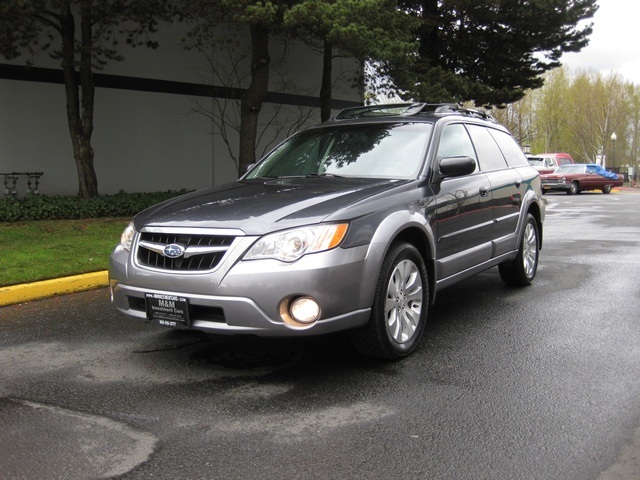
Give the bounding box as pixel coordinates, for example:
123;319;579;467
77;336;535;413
433;123;493;280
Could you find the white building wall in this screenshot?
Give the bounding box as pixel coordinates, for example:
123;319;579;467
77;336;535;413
0;21;362;196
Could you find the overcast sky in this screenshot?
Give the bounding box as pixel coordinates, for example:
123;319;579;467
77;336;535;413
560;0;639;85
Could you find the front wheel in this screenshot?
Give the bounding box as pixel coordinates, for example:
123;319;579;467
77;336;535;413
567;181;579;195
499;213;539;286
350;242;429;360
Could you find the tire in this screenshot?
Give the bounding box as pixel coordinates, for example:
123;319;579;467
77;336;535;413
602;185;612;194
350;242;429;360
499;213;539;286
567;181;579;195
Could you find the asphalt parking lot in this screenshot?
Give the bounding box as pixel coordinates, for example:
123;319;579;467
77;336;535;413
1;189;639;479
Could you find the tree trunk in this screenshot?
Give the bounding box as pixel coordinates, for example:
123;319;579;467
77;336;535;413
60;0;99;198
320;41;332;122
238;24;270;174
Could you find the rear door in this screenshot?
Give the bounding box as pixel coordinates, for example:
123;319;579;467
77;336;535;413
466;125;524;257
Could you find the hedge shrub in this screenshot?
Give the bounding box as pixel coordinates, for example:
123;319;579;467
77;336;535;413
0;190;191;222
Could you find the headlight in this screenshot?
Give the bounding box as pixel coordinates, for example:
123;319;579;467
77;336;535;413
120;222;136;251
244;223;349;262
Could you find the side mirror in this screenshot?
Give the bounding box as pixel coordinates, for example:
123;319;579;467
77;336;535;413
439;156;477;178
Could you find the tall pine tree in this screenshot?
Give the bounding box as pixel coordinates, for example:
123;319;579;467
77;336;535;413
391;0;598;105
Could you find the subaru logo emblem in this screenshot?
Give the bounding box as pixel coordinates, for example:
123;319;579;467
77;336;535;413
164;244;185;258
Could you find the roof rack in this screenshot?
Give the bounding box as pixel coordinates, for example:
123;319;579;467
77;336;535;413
437;104;496;122
332;102;496;122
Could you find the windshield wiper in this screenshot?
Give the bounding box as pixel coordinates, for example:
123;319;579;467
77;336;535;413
252;173;344;180
305;172;344;178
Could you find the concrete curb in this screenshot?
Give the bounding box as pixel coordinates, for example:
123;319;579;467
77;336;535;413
615;186;640;192
0;271;109;307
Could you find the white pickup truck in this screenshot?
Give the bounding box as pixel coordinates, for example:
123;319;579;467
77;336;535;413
527;152;575;175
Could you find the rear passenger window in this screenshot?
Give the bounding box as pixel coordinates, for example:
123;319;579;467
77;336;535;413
437;124;478;172
466;124;508;171
488;129;530;167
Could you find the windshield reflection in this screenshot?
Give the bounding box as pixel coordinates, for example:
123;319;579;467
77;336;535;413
246;123;432;180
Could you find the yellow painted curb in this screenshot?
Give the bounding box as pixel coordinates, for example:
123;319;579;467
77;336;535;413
0;271;109;307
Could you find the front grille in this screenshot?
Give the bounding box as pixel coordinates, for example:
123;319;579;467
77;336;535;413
541;179;562;186
136;232;236;271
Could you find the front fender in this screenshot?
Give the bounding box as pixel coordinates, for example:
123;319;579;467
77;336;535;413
353;210;436;308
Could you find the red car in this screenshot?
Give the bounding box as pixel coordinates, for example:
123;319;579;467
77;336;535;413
541;164;624;194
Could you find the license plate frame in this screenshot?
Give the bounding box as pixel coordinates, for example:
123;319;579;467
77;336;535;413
145;293;190;327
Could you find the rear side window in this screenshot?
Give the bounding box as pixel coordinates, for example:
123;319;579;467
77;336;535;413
488;129;530;167
466;124;508;171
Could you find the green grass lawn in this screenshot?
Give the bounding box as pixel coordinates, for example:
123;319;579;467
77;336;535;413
1;218;129;287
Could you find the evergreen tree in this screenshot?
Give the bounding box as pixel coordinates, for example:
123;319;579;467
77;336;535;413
393;0;598;105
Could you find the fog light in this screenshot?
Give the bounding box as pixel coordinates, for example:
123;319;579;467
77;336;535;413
290;297;320;324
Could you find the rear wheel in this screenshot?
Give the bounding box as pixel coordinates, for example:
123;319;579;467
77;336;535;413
350;242;429;359
602;185;612;194
499;213;539;286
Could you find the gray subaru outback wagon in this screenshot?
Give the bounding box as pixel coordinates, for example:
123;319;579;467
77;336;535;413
109;103;545;359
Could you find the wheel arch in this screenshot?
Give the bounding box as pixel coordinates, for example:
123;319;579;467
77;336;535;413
362;212;437;307
526;201;544;252
393;227;436;306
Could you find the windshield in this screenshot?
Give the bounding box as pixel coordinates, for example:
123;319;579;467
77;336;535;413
245;123;432;180
556;165;585;174
527;158;543;166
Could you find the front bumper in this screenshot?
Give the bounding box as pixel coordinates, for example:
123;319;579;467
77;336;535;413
541;179;568;191
109;240;377;336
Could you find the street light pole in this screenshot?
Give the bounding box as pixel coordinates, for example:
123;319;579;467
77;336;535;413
611;132;617;171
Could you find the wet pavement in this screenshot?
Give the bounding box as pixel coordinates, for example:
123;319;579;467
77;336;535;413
1;190;639;479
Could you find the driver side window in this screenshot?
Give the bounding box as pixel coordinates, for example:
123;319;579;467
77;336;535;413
437;124;478;173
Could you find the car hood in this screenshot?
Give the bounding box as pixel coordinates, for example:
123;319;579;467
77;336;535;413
541;172;564;179
134;177;406;235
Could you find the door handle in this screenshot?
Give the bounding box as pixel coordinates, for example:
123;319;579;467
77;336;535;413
479;186;489;197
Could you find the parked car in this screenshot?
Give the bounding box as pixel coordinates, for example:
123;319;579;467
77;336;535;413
526;155;545;169
109;103;545;359
528;152;575;174
541;164;624;194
